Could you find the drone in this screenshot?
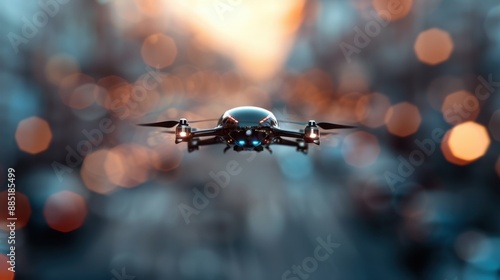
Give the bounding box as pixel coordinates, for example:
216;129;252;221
139;106;355;154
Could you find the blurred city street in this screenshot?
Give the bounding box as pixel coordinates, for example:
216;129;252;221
1;0;500;279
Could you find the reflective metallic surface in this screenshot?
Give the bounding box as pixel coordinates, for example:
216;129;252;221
219;106;279;128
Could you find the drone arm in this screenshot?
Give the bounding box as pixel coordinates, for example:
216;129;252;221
190;127;224;138
271;138;299;146
272;128;304;139
270;137;308;154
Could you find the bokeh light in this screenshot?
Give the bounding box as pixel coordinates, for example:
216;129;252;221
440;130;470;166
15;117;53;154
69;83;102;110
0;254;14;280
81;149;119;194
0;191;31;231
385;102;421;137
332;92;363;123
44;53;80;86
372;0;413;22
58;73;96;109
355;92;391;128
414;28;454;65
342;131;380;167
96;75;129;110
441;90;479;124
141;33;178;68
134;0;165;17
165;0;306;80
43;191;87;233
448;121;490;163
104;144;151;188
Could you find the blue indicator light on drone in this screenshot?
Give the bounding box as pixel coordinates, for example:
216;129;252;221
238;140;246;146
251;140;260;146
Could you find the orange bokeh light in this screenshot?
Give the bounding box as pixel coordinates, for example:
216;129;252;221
81;149;118;194
441;90;479;124
43;191;87;233
164;0;305;80
0;191;31;231
15;117;53;154
104;144;151;188
44;53;80;86
355;92;391;128
414;28;454;65
327;92;362;124
0;254;14;280
342;131;380;167
141;33;177;69
372;0;413;22
134;0;165;17
448;121;490;163
440;130;470;166
59;73;96;109
385;102;421;137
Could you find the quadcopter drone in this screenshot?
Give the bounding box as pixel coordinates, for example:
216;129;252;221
139;106;355;154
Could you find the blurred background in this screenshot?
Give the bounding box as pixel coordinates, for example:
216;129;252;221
1;0;500;279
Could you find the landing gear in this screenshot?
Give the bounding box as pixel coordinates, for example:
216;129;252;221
187;138;200;153
296;139;308;154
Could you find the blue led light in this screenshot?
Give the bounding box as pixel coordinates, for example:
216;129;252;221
252;140;260;146
238;140;246;146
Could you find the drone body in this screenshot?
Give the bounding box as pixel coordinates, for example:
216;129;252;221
139;106;354;154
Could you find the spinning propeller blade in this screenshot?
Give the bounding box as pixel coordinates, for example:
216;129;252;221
138;119;218;128
316;122;356;130
278;120;355;130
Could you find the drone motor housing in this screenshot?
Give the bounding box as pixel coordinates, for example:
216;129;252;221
304;120;320;144
175;118;192;143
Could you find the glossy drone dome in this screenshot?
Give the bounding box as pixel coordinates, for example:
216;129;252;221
218;106;278;128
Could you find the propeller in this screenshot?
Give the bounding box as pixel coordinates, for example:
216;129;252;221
138;119;218;128
278;120;356;130
315;122;356;129
320;131;338;135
